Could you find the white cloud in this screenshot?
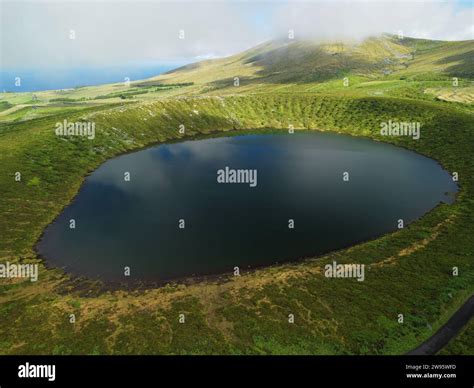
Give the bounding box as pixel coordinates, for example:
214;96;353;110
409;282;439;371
1;0;472;69
1;0;266;69
274;0;474;42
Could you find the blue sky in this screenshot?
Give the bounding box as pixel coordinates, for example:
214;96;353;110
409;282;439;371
454;0;474;9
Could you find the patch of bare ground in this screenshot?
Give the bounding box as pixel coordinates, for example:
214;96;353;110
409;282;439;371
370;213;456;269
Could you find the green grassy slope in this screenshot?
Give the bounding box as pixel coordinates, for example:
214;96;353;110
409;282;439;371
0;34;472;354
0;93;472;354
0;35;471;125
152;35;473;97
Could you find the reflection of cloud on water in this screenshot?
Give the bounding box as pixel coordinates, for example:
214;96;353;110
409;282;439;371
86;137;240;201
87;134;373;202
166;137;239;162
83;133;457;210
87;154;176;206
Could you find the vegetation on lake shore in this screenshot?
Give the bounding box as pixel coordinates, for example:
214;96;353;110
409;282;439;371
0;35;472;354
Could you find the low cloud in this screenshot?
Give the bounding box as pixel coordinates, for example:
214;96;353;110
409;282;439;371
275;0;474;42
1;0;472;69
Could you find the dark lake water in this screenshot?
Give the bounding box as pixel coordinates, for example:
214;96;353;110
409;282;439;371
37;132;457;283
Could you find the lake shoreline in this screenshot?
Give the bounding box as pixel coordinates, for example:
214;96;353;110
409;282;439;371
33;127;458;292
4;93;469;355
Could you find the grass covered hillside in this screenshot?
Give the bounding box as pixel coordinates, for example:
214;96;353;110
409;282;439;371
153;35;473;97
0;35;473;355
0;35;472;124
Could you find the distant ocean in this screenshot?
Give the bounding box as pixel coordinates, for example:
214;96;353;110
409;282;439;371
0;63;184;92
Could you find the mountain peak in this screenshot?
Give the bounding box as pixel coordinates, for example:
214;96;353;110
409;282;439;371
151;35;473;92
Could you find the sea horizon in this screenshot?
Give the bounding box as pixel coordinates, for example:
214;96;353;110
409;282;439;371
0;62;186;93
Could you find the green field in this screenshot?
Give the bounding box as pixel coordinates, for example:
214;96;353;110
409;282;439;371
0;35;472;354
